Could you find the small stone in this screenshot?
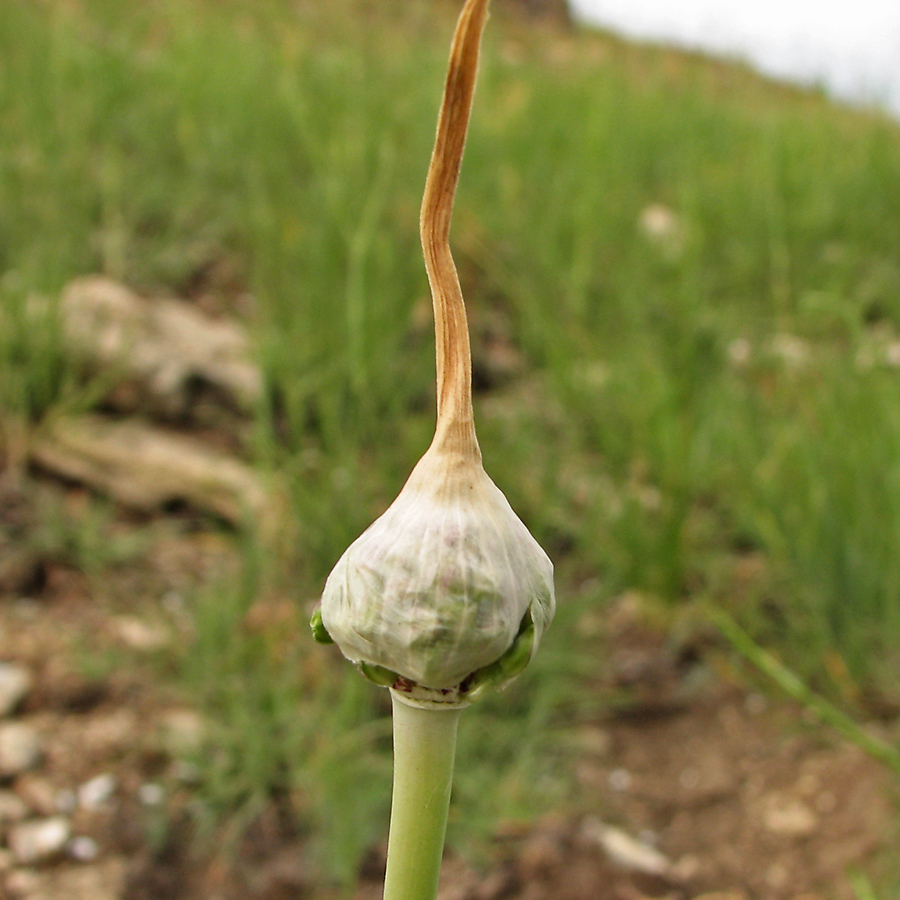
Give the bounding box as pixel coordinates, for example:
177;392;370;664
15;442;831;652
795;771;821;796
0;723;40;777
67;836;100;862
0;665;32;718
762;794;817;837
114;617;169;652
138;783;164;806
639;203;679;239
81;710;137;756
608;768;632;791
766;862;790;889
5;868;40;894
573;726;611;757
9;816;72;864
78;774;116;811
770;333;810;368
6;857;126;900
670;853;701;881
160;709;205;755
886;342;900;367
0;790;28;823
582;819;671;876
15;777;57;816
727;338;752;367
638;203;685;257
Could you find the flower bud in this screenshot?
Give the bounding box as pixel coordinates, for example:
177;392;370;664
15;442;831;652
320;447;554;704
315;0;554;708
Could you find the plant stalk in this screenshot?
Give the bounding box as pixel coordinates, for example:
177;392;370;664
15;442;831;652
382;691;462;900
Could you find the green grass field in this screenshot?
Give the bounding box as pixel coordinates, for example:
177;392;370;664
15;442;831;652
2;0;900;887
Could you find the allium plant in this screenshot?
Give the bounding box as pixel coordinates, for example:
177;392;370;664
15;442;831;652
312;1;555;897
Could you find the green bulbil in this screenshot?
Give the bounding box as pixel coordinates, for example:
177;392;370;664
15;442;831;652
310;607;334;644
360;661;401;686
464;616;535;702
320;459;555;698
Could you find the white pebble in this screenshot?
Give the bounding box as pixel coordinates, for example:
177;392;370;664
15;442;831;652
608;768;632;792
727;337;752;367
0;665;31;718
583;819;671;876
9;817;72;864
762;794;817;836
138;783;164;806
67;835;99;862
78;774;116;811
886;342;900;367
114;617;169;652
15;776;56;815
0;723;41;777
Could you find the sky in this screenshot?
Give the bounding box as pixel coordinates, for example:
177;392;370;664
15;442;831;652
568;0;900;117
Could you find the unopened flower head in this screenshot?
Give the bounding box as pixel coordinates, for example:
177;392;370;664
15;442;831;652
321;445;554;704
316;0;554;708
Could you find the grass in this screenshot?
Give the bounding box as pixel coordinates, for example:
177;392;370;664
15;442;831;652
2;0;900;889
181;548;394;883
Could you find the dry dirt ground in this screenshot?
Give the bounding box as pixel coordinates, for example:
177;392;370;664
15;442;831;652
0;474;896;900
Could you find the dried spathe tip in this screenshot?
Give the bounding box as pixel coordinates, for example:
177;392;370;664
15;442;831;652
317;0;555;708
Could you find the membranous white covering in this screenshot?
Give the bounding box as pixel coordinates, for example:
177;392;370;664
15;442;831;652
321;451;555;690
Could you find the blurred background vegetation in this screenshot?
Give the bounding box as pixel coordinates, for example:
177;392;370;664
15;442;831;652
1;0;899;888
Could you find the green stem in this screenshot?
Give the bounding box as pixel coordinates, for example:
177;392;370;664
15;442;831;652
709;606;900;776
383;692;461;900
